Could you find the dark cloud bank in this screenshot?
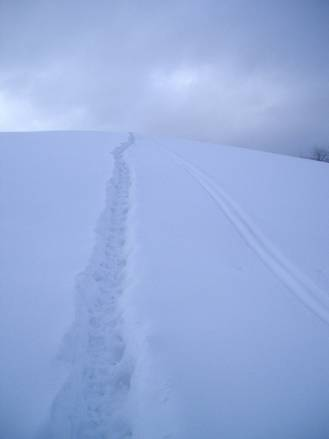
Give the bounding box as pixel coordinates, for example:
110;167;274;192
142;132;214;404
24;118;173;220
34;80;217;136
1;0;329;155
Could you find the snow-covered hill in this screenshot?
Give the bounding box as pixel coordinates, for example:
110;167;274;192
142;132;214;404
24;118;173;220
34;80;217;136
1;131;329;439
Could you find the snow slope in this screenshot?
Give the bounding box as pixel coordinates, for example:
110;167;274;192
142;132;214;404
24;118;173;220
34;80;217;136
1;131;329;438
0;132;124;438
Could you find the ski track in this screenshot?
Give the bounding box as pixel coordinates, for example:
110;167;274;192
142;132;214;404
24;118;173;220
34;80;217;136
43;133;135;439
165;147;329;328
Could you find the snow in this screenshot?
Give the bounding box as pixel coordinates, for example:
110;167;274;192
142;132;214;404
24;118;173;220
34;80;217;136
0;132;124;438
0;131;329;438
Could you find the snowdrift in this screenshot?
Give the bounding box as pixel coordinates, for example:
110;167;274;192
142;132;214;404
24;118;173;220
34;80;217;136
1;131;328;438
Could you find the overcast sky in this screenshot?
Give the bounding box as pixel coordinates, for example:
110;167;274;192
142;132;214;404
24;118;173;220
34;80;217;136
0;0;328;154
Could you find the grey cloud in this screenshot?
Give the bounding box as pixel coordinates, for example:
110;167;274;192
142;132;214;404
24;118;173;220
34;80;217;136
0;0;329;154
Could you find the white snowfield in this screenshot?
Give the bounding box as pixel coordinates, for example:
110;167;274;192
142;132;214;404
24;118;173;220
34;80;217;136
0;131;329;439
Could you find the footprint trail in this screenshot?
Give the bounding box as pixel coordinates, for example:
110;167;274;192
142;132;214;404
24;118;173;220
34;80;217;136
43;133;135;439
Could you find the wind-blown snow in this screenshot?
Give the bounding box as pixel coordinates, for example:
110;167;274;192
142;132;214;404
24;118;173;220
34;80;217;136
1;131;329;438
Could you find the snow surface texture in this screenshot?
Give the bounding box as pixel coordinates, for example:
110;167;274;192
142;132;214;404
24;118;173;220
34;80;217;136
1;131;329;439
41;133;135;438
169;148;329;327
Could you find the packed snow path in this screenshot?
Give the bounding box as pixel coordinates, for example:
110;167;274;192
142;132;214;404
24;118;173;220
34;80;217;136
43;133;134;439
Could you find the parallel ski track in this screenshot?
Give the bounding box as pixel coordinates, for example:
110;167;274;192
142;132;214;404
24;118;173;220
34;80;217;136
164;146;329;328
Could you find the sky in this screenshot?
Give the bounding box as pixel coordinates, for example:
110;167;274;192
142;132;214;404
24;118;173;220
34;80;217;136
0;0;328;154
